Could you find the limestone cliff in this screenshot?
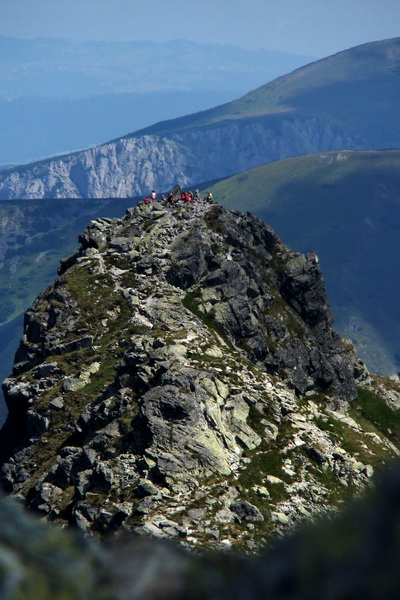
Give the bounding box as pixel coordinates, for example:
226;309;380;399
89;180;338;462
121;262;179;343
2;34;400;201
1;200;398;551
0;117;359;199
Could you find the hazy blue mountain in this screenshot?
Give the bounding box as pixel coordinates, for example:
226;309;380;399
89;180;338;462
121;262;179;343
0;90;239;165
0;35;314;165
0;36;315;99
0;37;398;199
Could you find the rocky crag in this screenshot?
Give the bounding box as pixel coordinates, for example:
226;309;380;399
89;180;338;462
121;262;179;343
1;200;399;550
0;197;132;421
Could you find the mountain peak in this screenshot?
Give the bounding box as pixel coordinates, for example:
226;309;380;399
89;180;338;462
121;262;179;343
1;199;388;550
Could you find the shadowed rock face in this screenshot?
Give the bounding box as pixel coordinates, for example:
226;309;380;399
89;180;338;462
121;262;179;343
164;204;357;400
1;200;393;551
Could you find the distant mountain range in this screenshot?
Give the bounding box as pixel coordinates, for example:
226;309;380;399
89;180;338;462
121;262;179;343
0;36;315;99
0;36;398;198
0;91;240;166
0;35;314;165
1;37;400;421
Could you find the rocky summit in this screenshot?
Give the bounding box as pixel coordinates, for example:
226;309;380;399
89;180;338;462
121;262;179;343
0;198;399;551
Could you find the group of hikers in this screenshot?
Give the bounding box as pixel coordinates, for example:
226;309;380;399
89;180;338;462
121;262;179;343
141;185;214;206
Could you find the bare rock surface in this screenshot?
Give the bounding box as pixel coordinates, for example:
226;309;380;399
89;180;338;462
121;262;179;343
0;199;398;552
2;461;400;598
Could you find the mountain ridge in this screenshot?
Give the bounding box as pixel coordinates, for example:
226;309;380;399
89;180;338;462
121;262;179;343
0;34;314;165
1;36;399;199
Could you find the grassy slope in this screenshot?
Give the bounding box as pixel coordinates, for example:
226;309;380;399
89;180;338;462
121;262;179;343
203;150;400;375
134;37;400;145
2;37;400;179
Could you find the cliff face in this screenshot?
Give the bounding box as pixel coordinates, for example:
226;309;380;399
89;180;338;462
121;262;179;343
1;200;397;550
0;117;360;199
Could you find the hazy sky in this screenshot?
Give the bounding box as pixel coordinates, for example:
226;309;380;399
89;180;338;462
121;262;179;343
0;0;399;58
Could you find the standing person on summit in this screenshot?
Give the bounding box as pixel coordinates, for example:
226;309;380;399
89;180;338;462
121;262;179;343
151;190;157;203
167;192;176;204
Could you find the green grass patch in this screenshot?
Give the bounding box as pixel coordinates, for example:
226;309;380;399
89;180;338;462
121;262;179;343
314;408;396;476
305;461;357;505
351;387;400;444
234;421;294;504
182;291;234;350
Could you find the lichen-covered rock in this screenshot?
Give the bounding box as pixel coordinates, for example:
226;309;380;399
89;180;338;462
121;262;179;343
1;200;398;551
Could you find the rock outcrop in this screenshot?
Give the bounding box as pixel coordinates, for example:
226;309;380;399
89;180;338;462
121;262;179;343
0;199;398;551
0;197;133;422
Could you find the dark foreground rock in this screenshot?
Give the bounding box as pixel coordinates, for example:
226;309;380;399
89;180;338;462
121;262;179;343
2;459;400;599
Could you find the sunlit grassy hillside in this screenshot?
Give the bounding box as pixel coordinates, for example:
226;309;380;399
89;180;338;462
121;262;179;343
137;37;400;149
